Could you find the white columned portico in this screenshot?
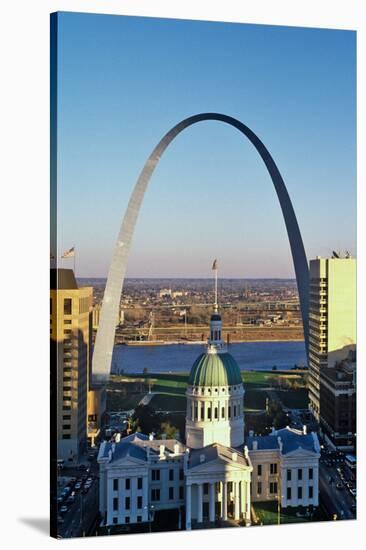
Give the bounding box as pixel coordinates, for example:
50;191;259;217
222;482;228;520
209;483;215;522
234;481;240;520
197;483;203;523
186;484;192;530
240;480;245;516
245;481;251;522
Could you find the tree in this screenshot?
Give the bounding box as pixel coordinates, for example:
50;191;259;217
132;404;161;434
159;421;179;439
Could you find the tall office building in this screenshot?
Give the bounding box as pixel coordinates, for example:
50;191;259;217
308;256;356;424
51;268;94;463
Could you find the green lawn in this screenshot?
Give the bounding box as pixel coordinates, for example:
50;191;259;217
253;501;323;525
107;370;308;414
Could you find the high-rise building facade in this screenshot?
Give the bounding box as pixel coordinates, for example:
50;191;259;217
308;256;356;422
50;269;93;463
319;352;356;450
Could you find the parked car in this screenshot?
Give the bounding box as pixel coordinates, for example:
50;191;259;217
59;506;68;514
74;483;82;490
350;488;357;498
336;482;343;490
57;516;64;524
78;464;87;471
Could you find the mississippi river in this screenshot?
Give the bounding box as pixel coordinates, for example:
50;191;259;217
111;341;307;375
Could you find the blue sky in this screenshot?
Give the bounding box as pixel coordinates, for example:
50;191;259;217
56;13;356;278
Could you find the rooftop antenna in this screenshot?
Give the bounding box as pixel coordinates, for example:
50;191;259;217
212;259;218;312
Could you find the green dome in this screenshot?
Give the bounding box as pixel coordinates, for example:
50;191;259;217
188;352;242;387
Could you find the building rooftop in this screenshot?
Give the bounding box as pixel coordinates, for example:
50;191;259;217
99;432;186;464
188;352;242;387
246;426;320;455
50;268;78;290
189;443;250;468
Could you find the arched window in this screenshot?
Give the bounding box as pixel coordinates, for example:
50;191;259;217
214;407;218;419
221;406;225;418
207;407;212;420
228;406;231;418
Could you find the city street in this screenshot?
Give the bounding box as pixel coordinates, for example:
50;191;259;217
319;462;356;521
58;480;98;539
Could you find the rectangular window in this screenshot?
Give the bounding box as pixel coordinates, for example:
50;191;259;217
287;487;292;500
125;497;130;510
207;407;211;420
113;497;118;511
125;478;130;490
151;489;160;501
270;482;278;494
257;464;262;476
257;482;262;495
298;468;303;481
63;406;71;411
62;434;70;439
62;415;71;420
169;469;174;481
309;468;313;480
179;469;184;481
113;479;118;491
64;319;72;325
137;477;143;490
152;469;160;481
62;424;71;430
113;517;118;524
137;516;142;523
221;407;225;418
309;486;313;499
169;487;174;500
137;496;142;509
215;407;218;419
203;483;209;495
287;469;291;481
298;487;302;499
64;329;72;334
64;298;72;315
179;486;184;499
270;463;278;475
125;517;130;524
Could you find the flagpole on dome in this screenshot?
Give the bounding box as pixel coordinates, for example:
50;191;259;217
212;259;218;312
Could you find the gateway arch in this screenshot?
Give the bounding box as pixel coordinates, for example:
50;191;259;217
92;113;309;383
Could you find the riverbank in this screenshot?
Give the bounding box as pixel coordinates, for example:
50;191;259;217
118;337;304;346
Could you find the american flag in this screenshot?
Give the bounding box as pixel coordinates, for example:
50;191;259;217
212;259;218;271
62;246;75;258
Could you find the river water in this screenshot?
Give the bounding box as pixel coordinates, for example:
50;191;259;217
111;341;307;375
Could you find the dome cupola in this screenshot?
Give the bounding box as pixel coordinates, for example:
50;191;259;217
185;260;245;449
